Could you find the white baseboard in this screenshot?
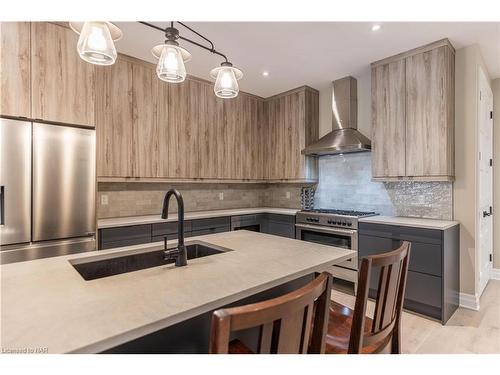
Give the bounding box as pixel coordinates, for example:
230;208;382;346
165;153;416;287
459;292;480;311
492;268;500;280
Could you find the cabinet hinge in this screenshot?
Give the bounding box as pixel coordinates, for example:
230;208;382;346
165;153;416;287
490;159;493;167
490;254;493;262
490;206;493;215
491;111;494;120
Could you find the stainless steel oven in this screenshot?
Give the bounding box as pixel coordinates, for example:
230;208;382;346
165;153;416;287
295;209;377;285
295;223;358;270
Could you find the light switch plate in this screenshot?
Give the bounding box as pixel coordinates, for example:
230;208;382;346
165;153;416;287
219;192;224;201
286;191;291;199
101;194;108;205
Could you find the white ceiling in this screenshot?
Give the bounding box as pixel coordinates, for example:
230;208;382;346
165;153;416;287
114;22;500;98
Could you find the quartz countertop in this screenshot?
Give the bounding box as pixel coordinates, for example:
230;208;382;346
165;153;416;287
0;230;353;354
98;207;299;229
359;215;459;230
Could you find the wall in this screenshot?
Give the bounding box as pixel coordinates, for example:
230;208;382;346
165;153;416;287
454;44;492;296
98;183;303;218
315;153;453;219
493;79;500;269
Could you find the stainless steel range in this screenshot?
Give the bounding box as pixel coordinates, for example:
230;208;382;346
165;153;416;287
295;209;378;285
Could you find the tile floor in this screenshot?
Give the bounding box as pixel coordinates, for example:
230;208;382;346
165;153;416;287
330;279;500;354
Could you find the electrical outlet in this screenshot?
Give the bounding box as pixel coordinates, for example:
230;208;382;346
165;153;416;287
286;191;291;199
219;192;224;201
101;194;108;205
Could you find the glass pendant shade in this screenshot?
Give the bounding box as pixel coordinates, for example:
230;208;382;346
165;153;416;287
156;45;187;83
74;22;118;65
210;64;243;99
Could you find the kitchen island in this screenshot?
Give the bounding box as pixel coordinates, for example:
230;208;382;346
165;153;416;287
0;230;354;354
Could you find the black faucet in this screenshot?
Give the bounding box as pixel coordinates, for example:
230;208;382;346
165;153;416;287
161;189;187;267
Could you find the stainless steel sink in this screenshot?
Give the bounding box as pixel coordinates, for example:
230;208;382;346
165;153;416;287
70;241;231;281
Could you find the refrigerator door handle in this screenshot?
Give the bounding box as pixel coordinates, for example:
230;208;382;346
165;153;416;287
0;186;4;226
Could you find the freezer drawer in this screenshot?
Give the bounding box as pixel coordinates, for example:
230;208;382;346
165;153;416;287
32;123;96;241
0;119;31;245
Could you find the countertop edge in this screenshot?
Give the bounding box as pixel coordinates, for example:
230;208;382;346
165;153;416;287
358;216;459;230
98;207;299;229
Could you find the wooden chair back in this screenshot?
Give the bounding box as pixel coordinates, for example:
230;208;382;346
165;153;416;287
349;241;411;354
210;272;333;354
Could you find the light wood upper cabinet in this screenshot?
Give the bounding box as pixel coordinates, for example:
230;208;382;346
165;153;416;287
0;22;31;118
371;60;406;177
165;79;201;178
31;22;95;127
96;58;134;177
371;39;455;181
157;81;170;178
96;56;160;178
264;87;318;181
94;56;317;182
133;63;158;178
405;45;455;177
161;77;264;180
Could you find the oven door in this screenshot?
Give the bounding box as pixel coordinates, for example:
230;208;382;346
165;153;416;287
295;223;358;270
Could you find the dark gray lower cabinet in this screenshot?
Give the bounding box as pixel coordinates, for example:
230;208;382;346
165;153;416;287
358;222;459;324
99;216;232;250
98;213;296;250
99;224;152;250
261;214;295;239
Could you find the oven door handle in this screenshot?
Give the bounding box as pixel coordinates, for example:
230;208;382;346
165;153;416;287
295;223;357;236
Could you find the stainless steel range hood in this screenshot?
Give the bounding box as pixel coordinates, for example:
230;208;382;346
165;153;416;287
302;76;371;156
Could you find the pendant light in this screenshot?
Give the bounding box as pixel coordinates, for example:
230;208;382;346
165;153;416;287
210;62;243;99
69;22;122;65
151;27;191;83
72;21;244;98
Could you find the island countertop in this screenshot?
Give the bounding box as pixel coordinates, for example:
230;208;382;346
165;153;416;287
0;231;354;354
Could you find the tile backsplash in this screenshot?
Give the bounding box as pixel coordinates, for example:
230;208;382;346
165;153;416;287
98;183;304;218
98;153;452;220
314;153;453;220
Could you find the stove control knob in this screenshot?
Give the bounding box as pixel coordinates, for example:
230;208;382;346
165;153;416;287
341;221;347;226
347;222;352;227
314;218;319;222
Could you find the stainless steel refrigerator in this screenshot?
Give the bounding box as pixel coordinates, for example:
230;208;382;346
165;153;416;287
1;118;96;262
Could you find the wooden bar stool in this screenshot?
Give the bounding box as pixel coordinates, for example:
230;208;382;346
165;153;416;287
209;272;333;354
326;241;411;354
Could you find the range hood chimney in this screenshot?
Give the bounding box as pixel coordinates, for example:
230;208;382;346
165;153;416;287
302;76;371;156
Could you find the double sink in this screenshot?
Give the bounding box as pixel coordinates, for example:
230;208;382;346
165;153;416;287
70;241;231;281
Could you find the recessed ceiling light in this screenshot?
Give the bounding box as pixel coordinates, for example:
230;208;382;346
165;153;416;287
371;24;381;31
262;71;269;77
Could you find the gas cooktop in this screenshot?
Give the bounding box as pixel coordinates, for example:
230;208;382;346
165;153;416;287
296;208;378;229
300;208;377;217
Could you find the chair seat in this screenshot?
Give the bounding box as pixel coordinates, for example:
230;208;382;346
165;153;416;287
228;339;254;354
325;301;387;354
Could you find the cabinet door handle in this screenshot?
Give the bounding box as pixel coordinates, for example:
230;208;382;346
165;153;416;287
483;210;491;217
0;186;4;226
